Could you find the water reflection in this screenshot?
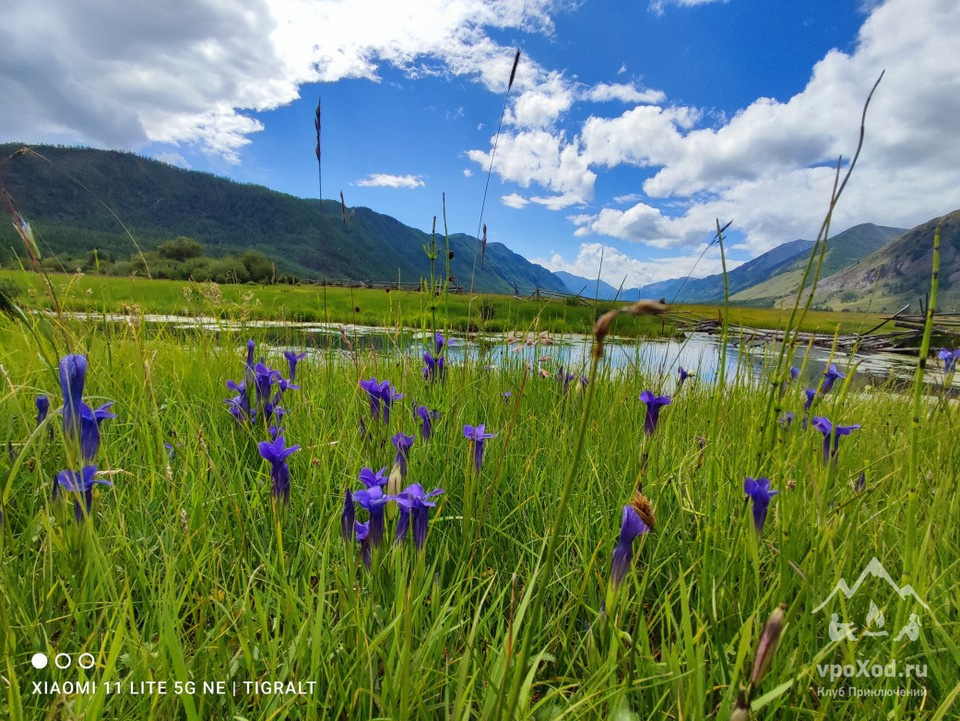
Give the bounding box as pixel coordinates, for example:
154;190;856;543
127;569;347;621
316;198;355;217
66;312;956;391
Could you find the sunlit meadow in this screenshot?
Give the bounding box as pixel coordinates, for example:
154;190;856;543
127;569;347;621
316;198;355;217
0;276;957;720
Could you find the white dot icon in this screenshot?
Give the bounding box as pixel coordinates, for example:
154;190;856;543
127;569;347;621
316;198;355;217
31;653;48;669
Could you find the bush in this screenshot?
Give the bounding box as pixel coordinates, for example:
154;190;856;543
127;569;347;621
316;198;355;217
157;236;204;261
208;257;249;284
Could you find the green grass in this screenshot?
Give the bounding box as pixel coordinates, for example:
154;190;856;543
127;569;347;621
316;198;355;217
0;302;957;720
0;270;890;339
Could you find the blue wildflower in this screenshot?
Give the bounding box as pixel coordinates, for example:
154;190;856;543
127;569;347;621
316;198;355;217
609;504;650;586
393;483;445;550
353;486;390;547
358;467;388;488
55;465;112;523
36;395;49;427
463;424;496;472
415;405;439;440
639;390;671;436
391;433;415;478
811;417;861;464
821;364;845;393
743;477;778;534
778;412;794;429
678;366;694;387
938;348;959;374
257;436;300;504
354;520;372;569
283;350;307;382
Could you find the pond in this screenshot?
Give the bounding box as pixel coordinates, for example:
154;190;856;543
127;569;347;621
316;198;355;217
60;311;958;393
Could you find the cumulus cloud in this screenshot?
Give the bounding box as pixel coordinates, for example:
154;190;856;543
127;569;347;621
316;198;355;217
467;129;596;204
582;83;666;105
0;0;562;160
354;173;425;189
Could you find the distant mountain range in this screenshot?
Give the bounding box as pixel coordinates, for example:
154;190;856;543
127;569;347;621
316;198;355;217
555;225;904;305
0;144;566;295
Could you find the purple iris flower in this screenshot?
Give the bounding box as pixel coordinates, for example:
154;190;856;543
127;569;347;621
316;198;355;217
380;381;403;424
463;424;496;471
57;354;115;462
358;467;388;488
821;364;845;393
778;412;794;429
257;436;300;504
422;352;445;382
639;390;671;436
55;465;112;523
415;405;439;440
283;350;307;382
80;402;116;463
610;505;650;586
502;391;512;402
354;520;372;569
678;367;693;387
743;477;778;534
359;377;383;421
790;366;800;380
811;417;861;464
59;354;87;438
391;433;415;477
801;388;817;429
341;489;355;541
393;483;445;550
938;348;959;374
435;333;451;353
36;395;50;427
353;486;390;547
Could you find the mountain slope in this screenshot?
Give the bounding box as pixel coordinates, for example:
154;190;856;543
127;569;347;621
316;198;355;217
807;210;960;312
632;239;816;303
0;144;566;294
730;223;905;305
553;271;621;299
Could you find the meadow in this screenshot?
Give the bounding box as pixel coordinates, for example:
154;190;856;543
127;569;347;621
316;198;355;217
0;287;957;720
0;269;888;338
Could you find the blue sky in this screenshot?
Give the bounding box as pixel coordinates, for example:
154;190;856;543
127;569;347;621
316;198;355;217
3;0;959;288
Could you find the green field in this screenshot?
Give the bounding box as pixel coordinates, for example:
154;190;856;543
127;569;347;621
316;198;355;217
0;288;956;719
0;270;889;339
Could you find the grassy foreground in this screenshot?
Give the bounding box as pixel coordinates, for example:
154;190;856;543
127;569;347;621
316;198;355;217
0;269;888;338
0;303;957;721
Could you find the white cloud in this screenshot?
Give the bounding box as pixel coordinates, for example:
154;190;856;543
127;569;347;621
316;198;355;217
582;82;666;105
476;0;960;262
462;168;473;177
531;241;742;288
354;173;425;189
501;192;529;208
0;0;563;160
467;129;596;204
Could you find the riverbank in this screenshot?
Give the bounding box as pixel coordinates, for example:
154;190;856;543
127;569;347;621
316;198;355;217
0;269;888;338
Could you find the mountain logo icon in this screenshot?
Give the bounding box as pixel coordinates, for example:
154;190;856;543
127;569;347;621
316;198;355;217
812;557;929;614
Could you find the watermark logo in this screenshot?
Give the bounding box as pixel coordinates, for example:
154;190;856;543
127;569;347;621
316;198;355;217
812;557;927;642
812;557;928;698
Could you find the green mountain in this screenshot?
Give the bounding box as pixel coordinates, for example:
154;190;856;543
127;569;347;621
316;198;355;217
0;144;565;294
730;223;905;305
804;210;960;312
